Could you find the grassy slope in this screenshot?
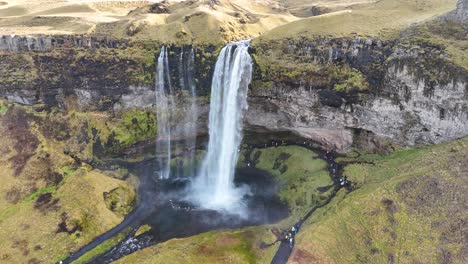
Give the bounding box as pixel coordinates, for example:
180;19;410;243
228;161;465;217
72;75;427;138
97;0;299;45
116;227;278;264
0;0;298;45
290;137;468;263
0;100;137;263
0;169;135;264
257;0;457;41
400;19;468;71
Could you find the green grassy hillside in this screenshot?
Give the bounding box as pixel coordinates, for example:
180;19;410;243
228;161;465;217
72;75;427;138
291;137;468;263
116;137;467;264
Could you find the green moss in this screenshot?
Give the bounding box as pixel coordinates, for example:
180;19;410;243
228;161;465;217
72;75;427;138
169;150;206;176
135;224;152;236
401;20;468;71
252;51;321;84
103;186;136;217
21;186;58;203
231;232;258;264
0;103;8;116
60;166;76;176
116;227;277;264
294;137;468;263
238;146;333;223
112;109;158;149
0;175;67;223
327;65;369;92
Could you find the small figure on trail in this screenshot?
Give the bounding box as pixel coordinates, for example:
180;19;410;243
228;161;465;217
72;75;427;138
291;226;296;234
289;237;294;248
294;224;300;233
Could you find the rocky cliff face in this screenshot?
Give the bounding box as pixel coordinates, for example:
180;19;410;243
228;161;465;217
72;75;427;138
0;35;128;53
447;0;468;22
248;18;467;152
0;11;466;153
0;37;216;107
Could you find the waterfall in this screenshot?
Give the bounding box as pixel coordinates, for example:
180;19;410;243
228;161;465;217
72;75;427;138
182;48;198;176
177;47;199;177
191;40;253;212
155;46;173;179
155;46;198;179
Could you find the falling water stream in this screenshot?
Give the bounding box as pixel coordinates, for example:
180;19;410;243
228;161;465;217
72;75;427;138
155;46;198;179
190;40;253;212
179;47;198;177
155;46;173;179
62;41;285;264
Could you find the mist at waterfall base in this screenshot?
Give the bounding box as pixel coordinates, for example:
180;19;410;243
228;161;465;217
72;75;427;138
84;43;288;262
152;41;285;225
186;40;253;217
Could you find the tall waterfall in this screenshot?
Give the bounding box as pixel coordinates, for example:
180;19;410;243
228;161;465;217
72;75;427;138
191;40;253;212
155;46;198;179
155;46;173;179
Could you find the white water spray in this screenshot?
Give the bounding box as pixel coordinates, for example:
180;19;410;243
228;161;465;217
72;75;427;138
191;40;253;212
155;46;173;179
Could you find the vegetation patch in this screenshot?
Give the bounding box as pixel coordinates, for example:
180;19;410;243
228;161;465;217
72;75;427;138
110;109;158;151
238;145;333;224
103;186;136;217
292;137;468;263
326;64;369;93
116;227;278;264
0;168;135;263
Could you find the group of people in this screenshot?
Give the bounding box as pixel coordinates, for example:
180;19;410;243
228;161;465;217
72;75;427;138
283;224;299;248
339;176;350;186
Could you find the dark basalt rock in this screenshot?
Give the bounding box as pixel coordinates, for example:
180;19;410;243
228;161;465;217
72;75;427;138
318;90;344;108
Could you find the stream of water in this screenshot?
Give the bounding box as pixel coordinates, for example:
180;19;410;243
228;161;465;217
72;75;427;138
155;46;173;179
59;42;347;264
190;40;253;213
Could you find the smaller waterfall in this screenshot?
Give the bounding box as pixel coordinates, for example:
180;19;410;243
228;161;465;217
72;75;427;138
190;40;253;213
155;46;199;179
155;46;173;179
174;47;199;177
181;48;198;176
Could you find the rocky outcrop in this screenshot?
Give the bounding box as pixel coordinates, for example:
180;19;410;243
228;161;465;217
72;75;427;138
0;16;466;153
248;25;468;152
0;35;128;52
246;64;466;151
446;0;468;22
0;40;217;107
